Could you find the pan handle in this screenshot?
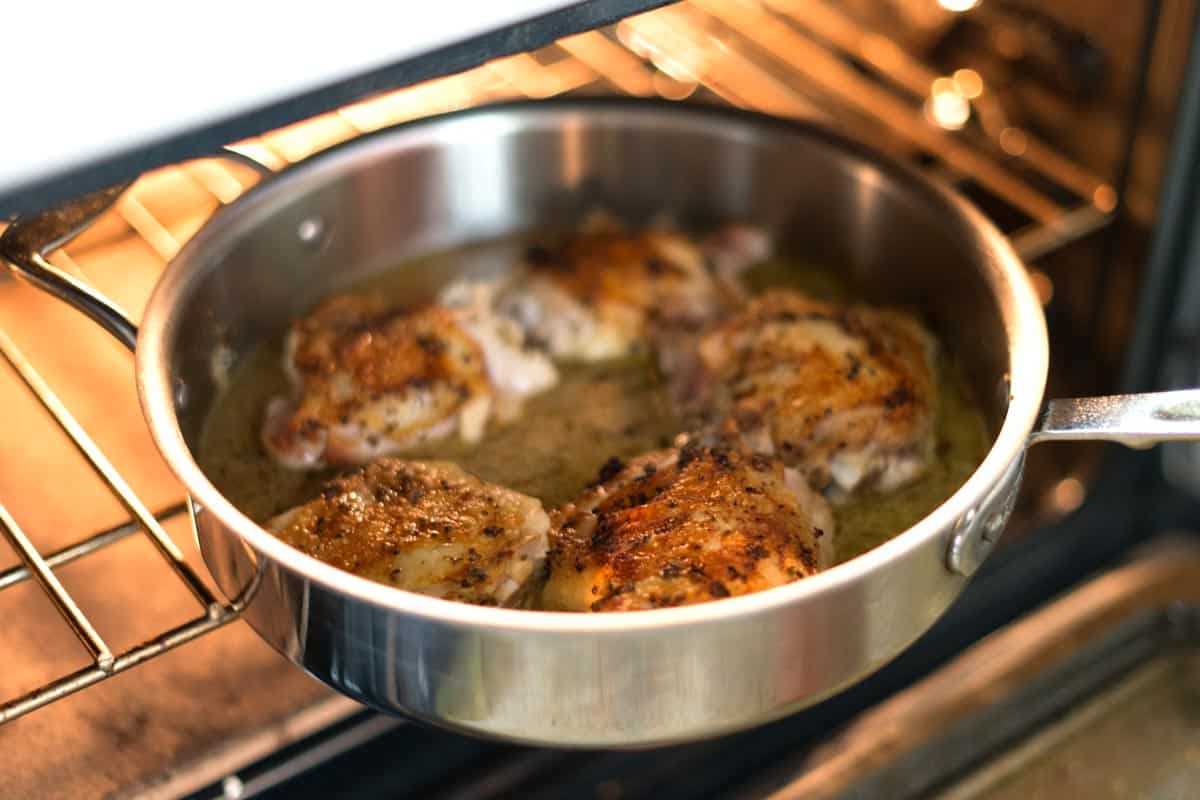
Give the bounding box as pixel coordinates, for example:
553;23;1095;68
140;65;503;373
1;183;138;349
0;149;272;352
1029;390;1200;448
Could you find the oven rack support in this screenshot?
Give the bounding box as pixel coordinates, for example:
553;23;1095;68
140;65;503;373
0;328;242;724
0;0;1117;727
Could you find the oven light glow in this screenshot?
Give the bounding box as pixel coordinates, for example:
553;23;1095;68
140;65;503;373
222;775;245;799
938;0;980;11
1051;477;1086;514
1093;185;1118;213
999;127;1028;156
952;68;984;99
925;77;971;131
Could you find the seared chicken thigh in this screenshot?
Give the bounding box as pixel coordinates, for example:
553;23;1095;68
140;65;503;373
268;459;550;606
542;444;834;612
263;292;557;469
697;289;937;496
484;220;771;362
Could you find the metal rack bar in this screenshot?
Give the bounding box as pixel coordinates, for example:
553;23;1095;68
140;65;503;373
555;31;655;96
0;503;188;591
619;8;828;120
0;606;238;724
0;503;114;668
1010;206;1116;263
0;327;221;612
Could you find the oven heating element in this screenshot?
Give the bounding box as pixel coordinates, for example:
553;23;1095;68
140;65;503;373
0;0;1120;769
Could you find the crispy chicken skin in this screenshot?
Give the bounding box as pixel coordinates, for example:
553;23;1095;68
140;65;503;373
268;459;550;606
542;444;834;612
697;289;937;496
489;219;771;362
263;292;557;469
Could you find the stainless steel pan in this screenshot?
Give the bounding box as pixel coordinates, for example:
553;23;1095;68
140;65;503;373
5;99;1200;748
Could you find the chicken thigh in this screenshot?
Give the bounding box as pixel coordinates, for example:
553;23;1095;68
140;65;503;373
697;289;937;497
484;219;771;362
542;444;834;612
263;291;557;469
268;458;550;606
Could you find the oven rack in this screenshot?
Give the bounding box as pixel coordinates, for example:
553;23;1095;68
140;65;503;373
0;331;240;724
0;0;1114;728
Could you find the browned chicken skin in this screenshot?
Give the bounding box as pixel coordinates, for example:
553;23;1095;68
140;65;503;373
696;289;938;497
263;292;556;469
489;219;770;362
268;459;550;606
542;444;834;612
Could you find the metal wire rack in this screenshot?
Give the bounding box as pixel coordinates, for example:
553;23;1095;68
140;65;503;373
0;331;239;723
0;0;1115;727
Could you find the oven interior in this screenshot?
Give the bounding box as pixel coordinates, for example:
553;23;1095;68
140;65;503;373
2;1;1199;797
